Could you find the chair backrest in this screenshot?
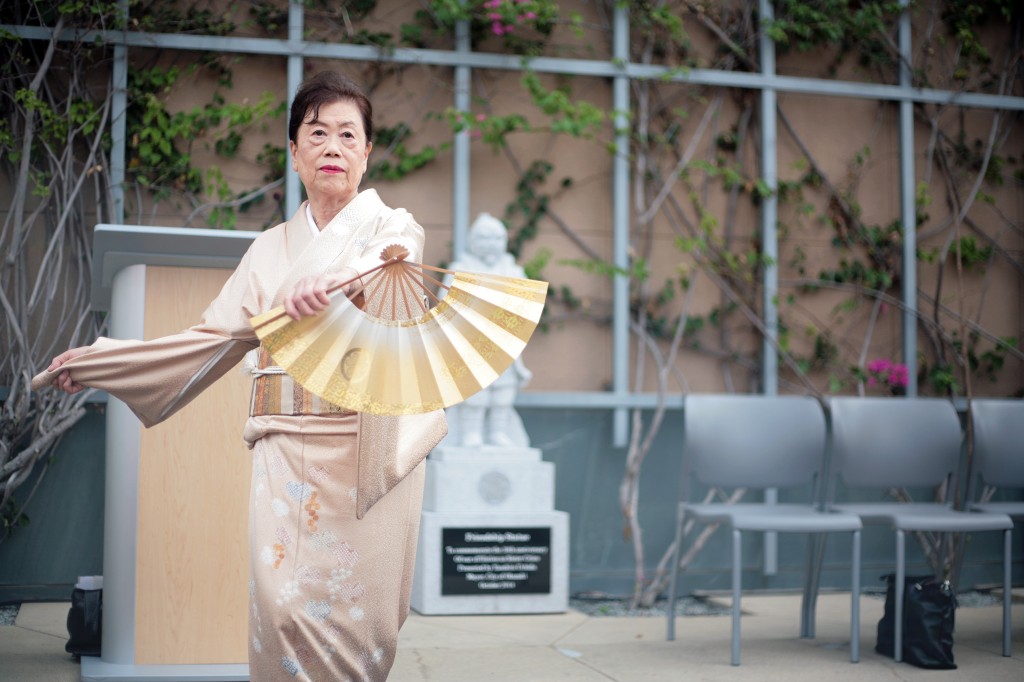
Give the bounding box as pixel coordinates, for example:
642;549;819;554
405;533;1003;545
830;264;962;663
682;394;826;490
829;397;962;490
971;399;1024;489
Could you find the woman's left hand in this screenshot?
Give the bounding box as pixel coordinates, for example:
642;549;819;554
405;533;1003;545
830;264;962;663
46;347;92;394
283;267;362;320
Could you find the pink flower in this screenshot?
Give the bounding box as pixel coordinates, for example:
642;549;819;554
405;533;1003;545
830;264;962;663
492;22;505;35
524;11;537;19
887;365;909;388
475;113;486;122
866;358;892;374
504;23;515;32
487;12;502;20
862;357;909;392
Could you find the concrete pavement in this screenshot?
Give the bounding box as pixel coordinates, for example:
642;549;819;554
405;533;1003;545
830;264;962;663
2;592;1022;680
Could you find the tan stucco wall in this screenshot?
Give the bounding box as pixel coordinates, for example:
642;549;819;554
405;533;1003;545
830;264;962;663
5;3;1021;398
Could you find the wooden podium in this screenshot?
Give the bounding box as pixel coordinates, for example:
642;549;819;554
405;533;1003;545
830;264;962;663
82;225;258;681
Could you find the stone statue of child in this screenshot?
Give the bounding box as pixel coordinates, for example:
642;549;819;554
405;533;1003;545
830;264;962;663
442;213;533;448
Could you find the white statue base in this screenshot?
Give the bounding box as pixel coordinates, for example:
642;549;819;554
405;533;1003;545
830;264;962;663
411;444;569;615
422;445;555;512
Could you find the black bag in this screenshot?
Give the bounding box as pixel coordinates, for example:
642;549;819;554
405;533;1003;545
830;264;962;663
65;588;102;657
875;574;957;669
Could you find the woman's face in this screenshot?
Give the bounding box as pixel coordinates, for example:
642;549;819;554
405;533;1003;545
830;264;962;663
290;99;371;210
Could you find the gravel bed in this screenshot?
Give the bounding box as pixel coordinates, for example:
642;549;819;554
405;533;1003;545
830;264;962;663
861;587;1001;607
0;590;1000;626
570;593;730;617
571;588;1001;617
0;604;20;626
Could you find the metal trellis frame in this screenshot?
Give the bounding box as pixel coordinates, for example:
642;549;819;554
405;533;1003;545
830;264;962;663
5;0;1023;427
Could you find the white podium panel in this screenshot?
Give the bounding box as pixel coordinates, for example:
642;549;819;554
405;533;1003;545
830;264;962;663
85;226;257;681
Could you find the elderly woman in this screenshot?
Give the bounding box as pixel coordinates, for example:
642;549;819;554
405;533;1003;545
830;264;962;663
40;72;445;681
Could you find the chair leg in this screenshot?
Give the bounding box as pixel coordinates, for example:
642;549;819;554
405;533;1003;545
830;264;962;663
850;530;860;663
732;527;742;666
1003;528;1012;657
895;530;905;664
801;532;827;638
666;504;686;642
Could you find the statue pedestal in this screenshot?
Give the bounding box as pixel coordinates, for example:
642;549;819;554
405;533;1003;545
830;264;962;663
411;445;569;615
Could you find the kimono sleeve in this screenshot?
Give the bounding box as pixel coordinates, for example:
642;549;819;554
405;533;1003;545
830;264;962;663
348;209;425;275
34;244;268;427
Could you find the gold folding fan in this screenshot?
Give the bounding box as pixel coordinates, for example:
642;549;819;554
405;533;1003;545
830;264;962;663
249;245;548;416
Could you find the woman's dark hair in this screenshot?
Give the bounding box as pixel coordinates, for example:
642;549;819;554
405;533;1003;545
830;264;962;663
288;71;373;144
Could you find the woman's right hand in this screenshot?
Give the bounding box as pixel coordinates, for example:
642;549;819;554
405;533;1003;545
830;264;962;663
47;347;91;394
283;267;362;321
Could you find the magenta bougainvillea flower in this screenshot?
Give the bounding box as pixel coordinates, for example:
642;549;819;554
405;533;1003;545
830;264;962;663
866;358;892;374
887;363;909;388
481;0;552;37
864;358;909;392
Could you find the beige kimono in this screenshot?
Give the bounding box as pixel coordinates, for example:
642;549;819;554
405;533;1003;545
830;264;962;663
34;189;447;681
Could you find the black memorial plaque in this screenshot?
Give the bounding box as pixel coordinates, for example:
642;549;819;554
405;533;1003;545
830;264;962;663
441;527;552;596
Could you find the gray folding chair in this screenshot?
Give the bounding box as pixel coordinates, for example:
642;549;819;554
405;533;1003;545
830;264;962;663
665;394;863;666
810;397;1013;661
968;398;1024;654
969;399;1024;519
